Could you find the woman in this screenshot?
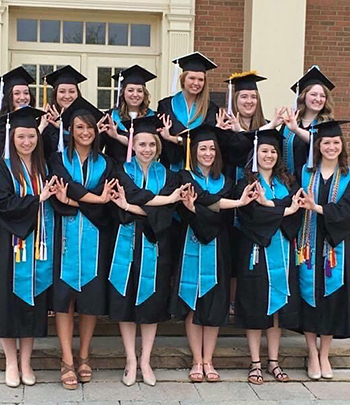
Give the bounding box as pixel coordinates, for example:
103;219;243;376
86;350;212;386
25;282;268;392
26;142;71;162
100;65;156;164
157;52;218;171
170;125;256;383
49;97;115;390
0;66;36;154
235;129;302;385
40;65;87;159
108;115;188;387
282;66;335;182
297;120;350;380
0;106;56;387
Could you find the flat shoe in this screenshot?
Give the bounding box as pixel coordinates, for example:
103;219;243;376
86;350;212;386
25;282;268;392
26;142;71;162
122;367;136;387
5;372;20;388
21;373;36;386
203;362;220;383
189;363;203;383
267;360;289;382
248;360;263;385
307;358;321;380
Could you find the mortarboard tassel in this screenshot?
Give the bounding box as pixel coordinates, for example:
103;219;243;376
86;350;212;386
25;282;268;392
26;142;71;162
307;129;315;169
43;77;48;108
57;118;64;153
126;111;137;163
0;76;4;111
227;79;233;116
293;82;299;112
116;73;123;108
4;114;10;159
252;131;258;173
22;240;26;262
171;60;179;95
185;130;191;171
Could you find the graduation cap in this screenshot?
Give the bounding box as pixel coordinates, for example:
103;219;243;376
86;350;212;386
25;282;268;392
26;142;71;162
45;65;87;88
0;66;35;111
291;66;334;95
171;52;217;93
313;120;350;138
0;106;45;159
59;97;104;153
112;65;156;109
249;128;281;173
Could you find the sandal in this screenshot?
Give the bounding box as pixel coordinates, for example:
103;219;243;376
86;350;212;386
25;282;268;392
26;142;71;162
248;360;263;385
189;363;203;382
203;362;221;382
77;356;92;383
267;359;289;382
61;361;78;390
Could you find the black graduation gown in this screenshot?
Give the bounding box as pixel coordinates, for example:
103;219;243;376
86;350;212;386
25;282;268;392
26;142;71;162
234;179;302;330
0;159;49;338
0;121;5;156
108;165;179;324
170;170;232;326
301;175;350;338
157;96;219;168
48;152;114;315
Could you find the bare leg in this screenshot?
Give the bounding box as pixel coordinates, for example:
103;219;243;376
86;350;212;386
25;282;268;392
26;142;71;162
185;312;204;380
319;335;333;377
19;338;35;379
77;314;97;380
266;317;287;381
304;331;320;378
119;322;137;380
139;323;157;382
203;326;220;381
1;338;19;384
246;329;263;384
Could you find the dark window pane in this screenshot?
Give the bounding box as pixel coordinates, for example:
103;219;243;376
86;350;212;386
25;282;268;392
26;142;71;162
22;64;37;82
130;24;150;47
86;22;106;45
39;87;53;107
40;65;54;84
98;90;111;110
98;67;112;87
17;19;37;42
63;21;83;44
108;23;128;45
57;65;66;70
40;20;60;43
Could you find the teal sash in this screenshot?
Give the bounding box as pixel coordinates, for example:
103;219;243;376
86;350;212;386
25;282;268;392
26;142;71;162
112;109;154;132
178;169;225;310
109;156;166;305
171;91;204;130
255;175;291;315
5;159;54;306
61;148;106;291
299;165;350;307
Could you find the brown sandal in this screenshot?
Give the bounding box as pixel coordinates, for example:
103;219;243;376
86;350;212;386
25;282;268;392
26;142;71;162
61;361;78;390
203;362;221;382
77;356;92;383
248;360;263;385
189;363;203;382
267;359;289;382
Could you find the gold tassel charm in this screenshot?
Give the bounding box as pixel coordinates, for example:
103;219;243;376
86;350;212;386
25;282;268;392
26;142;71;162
43;77;48;108
185;130;191;171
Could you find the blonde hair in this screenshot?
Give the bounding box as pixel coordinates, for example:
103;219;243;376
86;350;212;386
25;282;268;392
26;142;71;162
297;84;334;122
118;84;151;121
180;71;210;124
133;132;162;160
232;89;266;131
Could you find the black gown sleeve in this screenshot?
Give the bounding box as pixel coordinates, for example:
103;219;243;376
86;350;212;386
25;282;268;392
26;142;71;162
41;123;59;161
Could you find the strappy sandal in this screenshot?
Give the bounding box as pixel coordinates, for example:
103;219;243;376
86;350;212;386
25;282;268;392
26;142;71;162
61;361;78;390
267;359;289;382
77;356;92;383
203;362;221;382
248;360;263;385
189;363;203;383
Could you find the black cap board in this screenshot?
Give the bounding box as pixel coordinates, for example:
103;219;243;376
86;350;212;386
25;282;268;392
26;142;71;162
226;70;267;92
2;66;35;92
173;52;217;73
112;65;156;87
189;124;220;146
45;65;87;88
313;120;350;139
61;97;104;129
291;66;335;94
122;115;163;136
0;106;45;130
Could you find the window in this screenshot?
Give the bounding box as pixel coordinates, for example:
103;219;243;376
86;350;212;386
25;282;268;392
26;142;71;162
86;22;106;45
63;21;83;44
17;19;37;42
108;23;128;46
40;20;60;43
97;67;125;110
131;24;150;47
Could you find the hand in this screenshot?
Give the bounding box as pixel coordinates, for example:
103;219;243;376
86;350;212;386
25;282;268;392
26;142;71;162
170;183;191;204
299;187;317;211
47;104;62;129
98;114;118;138
39;176;58;202
182;185;197;212
111;179;129;210
53;177;69;204
283;108;299;133
238;181;258;207
255;182;271;206
289;188;303;214
100;178;118;204
216;108;242;132
270;107;286;128
157;114;174;142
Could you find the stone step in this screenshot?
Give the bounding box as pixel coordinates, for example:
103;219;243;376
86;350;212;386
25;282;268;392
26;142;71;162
1;334;350;371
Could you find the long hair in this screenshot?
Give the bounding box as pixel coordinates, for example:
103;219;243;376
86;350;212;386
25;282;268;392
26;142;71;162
180;71;210;124
190;139;223;179
297;84;334;122
117;84;150;121
232;89;266;131
52;84;82;113
0;85;36;114
68;114;100;162
133;132;162;160
310;136;349;175
9;127;47;188
245;144;294;187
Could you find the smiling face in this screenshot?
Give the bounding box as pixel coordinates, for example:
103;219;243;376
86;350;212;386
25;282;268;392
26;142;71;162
133;132;158;165
196;140;216;170
305;84;327;114
236;90;258;118
12;85;31;109
13;127;38;158
319;136;342;162
56;84;79;110
71;116;96;148
182;71;206;96
257;143;278;171
123;84;145;109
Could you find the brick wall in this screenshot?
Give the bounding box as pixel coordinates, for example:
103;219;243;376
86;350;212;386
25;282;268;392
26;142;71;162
194;0;245;107
305;0;350;138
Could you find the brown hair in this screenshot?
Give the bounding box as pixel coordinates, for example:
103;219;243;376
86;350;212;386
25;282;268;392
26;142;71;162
9;127;47;188
133;132;162;160
117;84;151;121
190;139;223;179
232;89;266;131
297;84;334;122
310;136;349;175
68;114;100;162
180;71;210;124
245;144;294;187
0;85;36;115
52;84;82;113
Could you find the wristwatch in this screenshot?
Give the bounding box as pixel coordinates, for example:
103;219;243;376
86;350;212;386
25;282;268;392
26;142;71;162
177;136;183;145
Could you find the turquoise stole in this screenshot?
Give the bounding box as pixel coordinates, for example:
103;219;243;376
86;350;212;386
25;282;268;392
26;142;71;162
109;156;166;305
178;169;225;310
61;148;107;291
5;159;54;306
299;165;350;307
252;175;291;315
112;109;154;132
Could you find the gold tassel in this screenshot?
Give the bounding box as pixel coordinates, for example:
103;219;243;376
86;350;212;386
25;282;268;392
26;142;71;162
43;77;48;108
185;130;191;171
228;70;258;80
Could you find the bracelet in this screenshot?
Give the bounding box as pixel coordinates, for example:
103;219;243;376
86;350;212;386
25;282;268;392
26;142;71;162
125;203;130;212
177;136;183;145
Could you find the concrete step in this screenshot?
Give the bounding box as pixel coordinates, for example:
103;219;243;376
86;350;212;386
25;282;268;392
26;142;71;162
1;334;350;371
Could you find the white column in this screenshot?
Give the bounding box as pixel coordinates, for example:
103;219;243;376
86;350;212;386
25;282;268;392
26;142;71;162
0;2;9;73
